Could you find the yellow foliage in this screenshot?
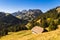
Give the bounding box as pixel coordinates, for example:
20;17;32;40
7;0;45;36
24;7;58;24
45;27;49;31
36;19;41;23
54;19;58;24
47;18;51;21
25;23;32;29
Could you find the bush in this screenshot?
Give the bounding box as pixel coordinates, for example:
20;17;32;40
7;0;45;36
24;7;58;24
48;21;57;31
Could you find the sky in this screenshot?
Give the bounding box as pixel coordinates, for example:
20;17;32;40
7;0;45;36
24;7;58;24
0;0;60;13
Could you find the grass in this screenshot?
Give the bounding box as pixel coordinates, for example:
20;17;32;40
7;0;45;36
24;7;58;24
0;29;60;40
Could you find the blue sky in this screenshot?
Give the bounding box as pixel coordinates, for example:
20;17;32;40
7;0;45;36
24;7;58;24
0;0;60;13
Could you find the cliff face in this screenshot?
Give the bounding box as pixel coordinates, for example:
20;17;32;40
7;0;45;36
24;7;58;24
12;9;43;21
56;6;60;13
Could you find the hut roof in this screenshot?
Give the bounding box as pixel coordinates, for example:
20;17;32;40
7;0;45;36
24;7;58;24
31;26;44;34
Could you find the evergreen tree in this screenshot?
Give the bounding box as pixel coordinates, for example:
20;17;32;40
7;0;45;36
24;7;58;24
48;21;57;31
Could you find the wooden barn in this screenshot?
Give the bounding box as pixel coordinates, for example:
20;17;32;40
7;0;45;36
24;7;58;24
31;26;44;34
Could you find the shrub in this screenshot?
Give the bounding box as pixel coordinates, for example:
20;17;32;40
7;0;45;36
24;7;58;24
48;21;57;31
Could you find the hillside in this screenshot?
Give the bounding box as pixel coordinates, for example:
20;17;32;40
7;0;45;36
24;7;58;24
0;12;28;36
0;29;60;40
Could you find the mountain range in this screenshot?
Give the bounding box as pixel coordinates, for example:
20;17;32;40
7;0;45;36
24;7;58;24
12;9;42;21
0;6;60;36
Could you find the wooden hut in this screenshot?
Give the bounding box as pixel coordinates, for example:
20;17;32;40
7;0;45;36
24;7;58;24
31;26;44;34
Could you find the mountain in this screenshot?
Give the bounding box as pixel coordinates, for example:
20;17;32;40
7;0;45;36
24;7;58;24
12;9;43;21
39;6;59;19
0;12;6;19
0;12;28;36
25;6;60;31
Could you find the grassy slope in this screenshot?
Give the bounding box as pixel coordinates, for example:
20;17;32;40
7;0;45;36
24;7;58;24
0;29;60;40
